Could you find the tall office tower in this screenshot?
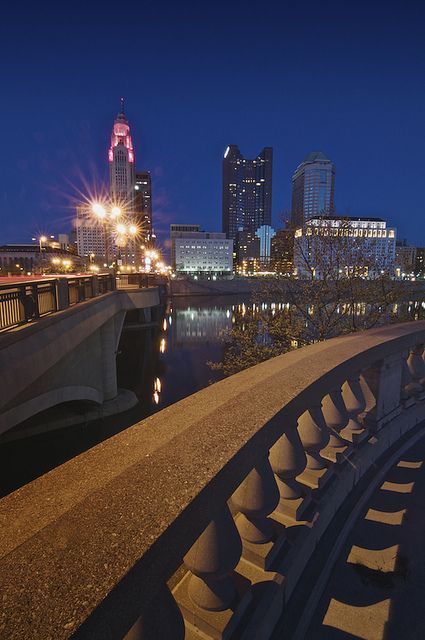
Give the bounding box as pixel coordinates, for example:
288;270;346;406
291;152;335;228
134;171;153;245
222;145;272;240
108;98;136;208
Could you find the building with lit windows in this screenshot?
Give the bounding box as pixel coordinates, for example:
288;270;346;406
75;101;148;267
75;207;107;261
293;216;396;279
415;248;425;279
170;224;201;269
109;99;135;208
255;225;276;267
222;145;272;239
395;242;416;278
171;228;233;276
291;152;335;227
235;229;260;274
0;242;82;276
134;171;153;245
271;228;294;275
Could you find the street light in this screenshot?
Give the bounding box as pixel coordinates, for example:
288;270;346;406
114;222;139;269
38;235;47;272
91;202;110;266
92;203;106;219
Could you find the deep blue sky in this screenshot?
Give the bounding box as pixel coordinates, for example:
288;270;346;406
1;0;425;250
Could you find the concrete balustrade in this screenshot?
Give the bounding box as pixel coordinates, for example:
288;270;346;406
270;426;307;502
407;342;425;386
298;404;329;471
3;322;425;639
232;456;280;544
184;505;242;612
340;375;368;443
321;387;349;458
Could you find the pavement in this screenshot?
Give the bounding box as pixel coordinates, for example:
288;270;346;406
308;435;425;640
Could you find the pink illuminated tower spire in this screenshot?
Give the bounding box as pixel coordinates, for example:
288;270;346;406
108;98;136;208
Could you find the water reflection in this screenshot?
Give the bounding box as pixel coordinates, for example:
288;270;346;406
173;306;231;346
2;293;425;497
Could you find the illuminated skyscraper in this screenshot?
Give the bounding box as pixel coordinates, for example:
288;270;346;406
222;145;272;240
134;171;153;245
109;98;136;208
291;152;335;227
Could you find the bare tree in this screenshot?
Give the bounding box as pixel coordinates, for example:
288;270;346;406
210;219;412;377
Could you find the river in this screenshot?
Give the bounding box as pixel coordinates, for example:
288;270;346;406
1;293;425;497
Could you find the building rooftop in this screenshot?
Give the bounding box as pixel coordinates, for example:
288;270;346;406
310;215;386;223
303;151;331;163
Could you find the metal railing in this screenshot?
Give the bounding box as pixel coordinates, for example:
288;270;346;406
0;274;115;332
0;280;56;331
67;277;96;306
115;273;159;289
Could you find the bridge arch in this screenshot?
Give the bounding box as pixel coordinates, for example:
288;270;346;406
0;385;103;438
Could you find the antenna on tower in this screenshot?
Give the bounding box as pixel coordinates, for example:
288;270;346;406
120;97;125;113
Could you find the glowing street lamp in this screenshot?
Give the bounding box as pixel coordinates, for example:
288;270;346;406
92;203;106;219
37;235;48;272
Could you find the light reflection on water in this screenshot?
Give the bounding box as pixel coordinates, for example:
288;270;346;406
150;294;425;413
2;293;425;498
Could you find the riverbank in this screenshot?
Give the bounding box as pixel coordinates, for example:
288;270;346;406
170;276;425;298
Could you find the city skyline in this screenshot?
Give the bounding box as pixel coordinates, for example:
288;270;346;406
1;1;425;248
222;145;273;239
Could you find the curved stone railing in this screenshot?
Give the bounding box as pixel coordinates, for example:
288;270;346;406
2;321;425;639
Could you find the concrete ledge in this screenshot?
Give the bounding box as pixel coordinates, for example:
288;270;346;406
1;321;425;639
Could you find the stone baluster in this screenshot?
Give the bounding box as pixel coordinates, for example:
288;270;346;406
269;424;310;521
124;584;185;640
183;505;242;612
270;425;307;501
231;455;280;544
298;404;330;470
340;376;368;443
321;387;349;450
407;343;425;387
401;352;423;403
362;353;404;430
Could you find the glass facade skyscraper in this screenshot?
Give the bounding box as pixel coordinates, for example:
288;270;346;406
222;145;272;239
134;171;153;245
291;151;335;228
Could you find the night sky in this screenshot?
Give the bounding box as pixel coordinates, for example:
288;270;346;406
1;0;425;251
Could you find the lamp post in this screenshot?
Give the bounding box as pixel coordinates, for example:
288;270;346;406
115;223;138;269
92;203;111;268
90;201;139;272
38;236;47;273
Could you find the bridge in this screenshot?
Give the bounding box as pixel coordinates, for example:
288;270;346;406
1;319;425;638
0;275;160;438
